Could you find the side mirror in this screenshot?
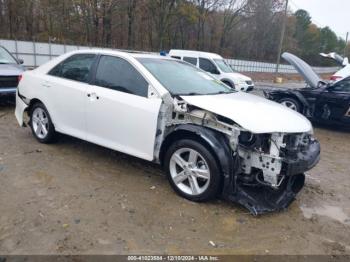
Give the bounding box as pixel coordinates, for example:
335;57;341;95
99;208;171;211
17;58;24;64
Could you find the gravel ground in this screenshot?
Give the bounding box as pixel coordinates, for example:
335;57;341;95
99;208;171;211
0;91;350;255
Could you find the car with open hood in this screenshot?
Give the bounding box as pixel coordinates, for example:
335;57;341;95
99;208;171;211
0;46;25;96
15;49;320;215
264;52;350;127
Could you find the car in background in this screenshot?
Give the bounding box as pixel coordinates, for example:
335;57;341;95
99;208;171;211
0;46;25;96
264;52;350;127
320;52;350;84
169;49;254;92
15;50;320;215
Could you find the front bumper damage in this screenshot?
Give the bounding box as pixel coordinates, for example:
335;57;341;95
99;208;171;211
222;139;320;215
161;99;320;215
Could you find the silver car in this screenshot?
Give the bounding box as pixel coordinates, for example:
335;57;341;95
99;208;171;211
0;46;25;96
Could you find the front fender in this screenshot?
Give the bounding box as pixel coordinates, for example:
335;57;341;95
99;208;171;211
266;89;311;115
161;124;235;178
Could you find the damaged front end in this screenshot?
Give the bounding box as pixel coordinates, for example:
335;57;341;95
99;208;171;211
226;131;320;215
157;97;320;215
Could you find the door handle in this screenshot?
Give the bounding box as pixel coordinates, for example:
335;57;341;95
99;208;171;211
87;93;99;100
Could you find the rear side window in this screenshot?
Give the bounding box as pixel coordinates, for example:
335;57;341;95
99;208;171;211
94;55;148;97
49;54;96;83
183;57;197;66
199;58;217;73
171;56;181;60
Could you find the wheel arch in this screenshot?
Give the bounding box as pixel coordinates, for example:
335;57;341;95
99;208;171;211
27;98;44;115
221;78;235;88
159;124;234;178
271;91;310;113
27;98;57;128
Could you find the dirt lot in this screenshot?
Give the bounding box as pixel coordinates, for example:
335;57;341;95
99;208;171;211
0;95;350;255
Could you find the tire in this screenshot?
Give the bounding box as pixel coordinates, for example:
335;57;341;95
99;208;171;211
279;97;301;112
222;80;235;90
29;102;57;143
164;139;222;202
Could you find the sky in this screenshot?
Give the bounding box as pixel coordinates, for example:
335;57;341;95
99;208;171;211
290;0;349;40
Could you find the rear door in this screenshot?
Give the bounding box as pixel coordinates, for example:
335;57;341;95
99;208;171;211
45;53;97;139
86;55;162;160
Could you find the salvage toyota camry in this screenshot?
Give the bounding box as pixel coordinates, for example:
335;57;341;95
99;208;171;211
15;50;320;215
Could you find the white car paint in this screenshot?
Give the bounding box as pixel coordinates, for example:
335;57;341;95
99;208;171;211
169;49;254;92
16;49;312;163
320;52;350;84
181;92;312;134
330;65;350;83
85;84;162;160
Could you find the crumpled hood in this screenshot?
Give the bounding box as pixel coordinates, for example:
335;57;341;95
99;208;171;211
181;92;312;134
0;63;24;76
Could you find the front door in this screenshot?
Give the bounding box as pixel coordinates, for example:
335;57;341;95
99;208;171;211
86;55;162;161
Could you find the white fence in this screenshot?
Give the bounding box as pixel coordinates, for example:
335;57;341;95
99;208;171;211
0;39;338;74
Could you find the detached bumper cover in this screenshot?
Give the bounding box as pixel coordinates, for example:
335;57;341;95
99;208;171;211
222;140;321;215
15;91;29;126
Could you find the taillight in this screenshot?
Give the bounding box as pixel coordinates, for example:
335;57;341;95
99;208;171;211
330;75;342;81
18;75;23;82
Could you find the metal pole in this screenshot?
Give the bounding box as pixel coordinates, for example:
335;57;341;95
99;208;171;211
275;0;289;75
33;38;37;67
14;38;18;59
49;37;52;60
344;32;349;57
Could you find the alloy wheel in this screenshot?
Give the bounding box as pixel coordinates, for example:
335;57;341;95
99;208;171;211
32;107;49;139
169;148;210;196
281;100;298;111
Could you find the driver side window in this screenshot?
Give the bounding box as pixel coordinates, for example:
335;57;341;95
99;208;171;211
199;58;219;74
94;55;149;97
332;78;350;92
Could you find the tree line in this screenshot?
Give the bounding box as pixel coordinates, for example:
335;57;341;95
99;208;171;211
0;0;348;66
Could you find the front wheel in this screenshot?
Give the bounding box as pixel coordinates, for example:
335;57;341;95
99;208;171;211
164;139;222;202
29;102;57;143
279;97;301;113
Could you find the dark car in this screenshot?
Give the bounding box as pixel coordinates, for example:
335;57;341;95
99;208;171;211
0;46;25;96
264;52;350;127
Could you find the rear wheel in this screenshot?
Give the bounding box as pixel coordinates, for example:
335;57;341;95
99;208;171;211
30;102;57;143
279;97;301;112
164;139;221;202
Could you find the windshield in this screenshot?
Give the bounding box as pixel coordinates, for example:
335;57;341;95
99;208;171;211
0;47;17;64
137;58;234;96
213;59;233;73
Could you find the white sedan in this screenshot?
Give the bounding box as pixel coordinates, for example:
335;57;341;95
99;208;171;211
15;49;320;215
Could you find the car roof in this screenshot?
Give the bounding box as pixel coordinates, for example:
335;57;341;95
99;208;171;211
66;48;170;60
169;49;223;59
